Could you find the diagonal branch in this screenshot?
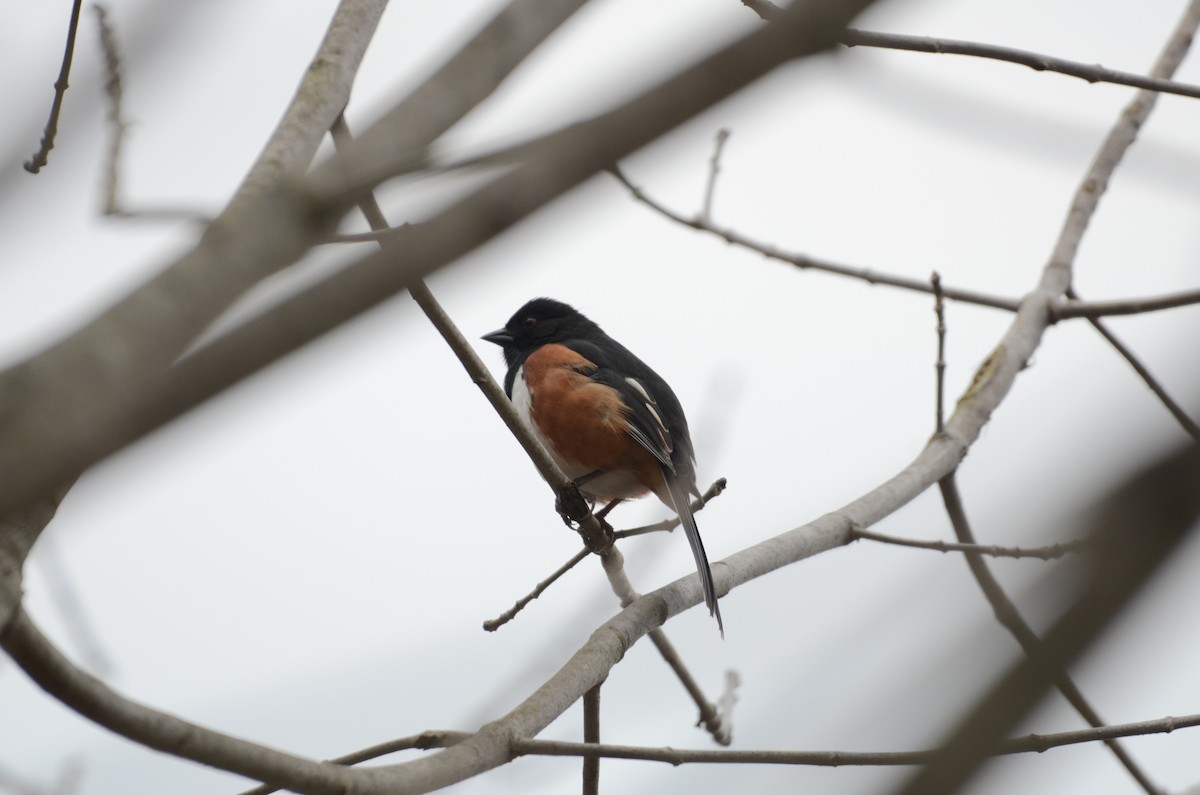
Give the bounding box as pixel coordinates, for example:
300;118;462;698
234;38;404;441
0;0;591;526
1066;288;1200;442
939;474;1161;794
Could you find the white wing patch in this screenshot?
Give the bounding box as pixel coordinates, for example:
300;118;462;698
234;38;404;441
625;376;671;450
625;376;653;404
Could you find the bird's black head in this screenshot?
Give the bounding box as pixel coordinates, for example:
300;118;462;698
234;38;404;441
482;298;600;368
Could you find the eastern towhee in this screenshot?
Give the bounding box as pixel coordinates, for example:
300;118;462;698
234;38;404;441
484;298;722;633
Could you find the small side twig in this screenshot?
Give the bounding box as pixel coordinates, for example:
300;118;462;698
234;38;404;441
485;478;726;629
1067;287;1200;443
94;5;126;215
508;709;1200;765
615;478;728;540
700;129;730;224
852;526;1091;560
610;166;1021;313
1053;286;1200;319
931;271;946;434
743;2;1200;103
483;548;590;631
842;28;1200;102
25;0;85;173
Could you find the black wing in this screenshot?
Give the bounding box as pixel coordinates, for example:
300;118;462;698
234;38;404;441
566;337;722;633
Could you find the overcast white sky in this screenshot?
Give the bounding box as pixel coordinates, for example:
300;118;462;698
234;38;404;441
3;1;1200;794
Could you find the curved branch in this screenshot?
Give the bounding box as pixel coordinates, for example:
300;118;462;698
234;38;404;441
1;608;352;795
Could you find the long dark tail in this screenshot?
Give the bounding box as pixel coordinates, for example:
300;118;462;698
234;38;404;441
664;472;723;636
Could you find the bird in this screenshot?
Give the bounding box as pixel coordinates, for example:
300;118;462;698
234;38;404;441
483;297;722;633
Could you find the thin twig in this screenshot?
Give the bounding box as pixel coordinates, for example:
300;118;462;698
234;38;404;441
483;548;590;631
937;474;1162;795
583;683;601;795
648;630;732;745
742;1;1200;103
94;5;126;215
700;129;730;224
852;526;1091;560
24;0;85;172
510;709;1200;765
842;28;1200;102
1067;287;1200;442
931;272;946;434
610;166;1021;313
486;479;726;629
614;478;728;540
1053;287;1200;319
228;709;1200;776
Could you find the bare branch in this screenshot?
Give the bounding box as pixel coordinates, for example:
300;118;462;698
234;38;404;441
24;0;84;173
328;113;608;555
94;5;126;216
852;526;1090;561
511;709;1200;765
938;475;1161;794
931;272;946;434
238;709;1200;777
1;607;352;795
1054;287;1200;319
609;166;1022;313
485;479;726;630
842;28;1200;101
0;0;390;525
483;548;590;631
902;443;1200;795
700;128;730;224
742;0;1200;102
615;478;728;540
1067;287;1200;442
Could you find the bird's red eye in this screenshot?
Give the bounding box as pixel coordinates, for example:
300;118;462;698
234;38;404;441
522;317;537;330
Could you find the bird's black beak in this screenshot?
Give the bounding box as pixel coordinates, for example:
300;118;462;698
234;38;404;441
482;328;513;346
